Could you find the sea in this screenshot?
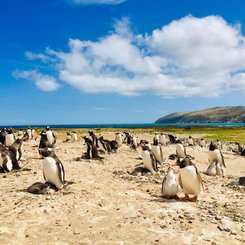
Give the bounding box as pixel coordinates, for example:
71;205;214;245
1;123;245;129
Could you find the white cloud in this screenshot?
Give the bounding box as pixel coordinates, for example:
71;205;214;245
15;15;245;97
13;70;60;92
66;0;126;5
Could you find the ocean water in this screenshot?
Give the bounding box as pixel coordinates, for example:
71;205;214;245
1;123;245;129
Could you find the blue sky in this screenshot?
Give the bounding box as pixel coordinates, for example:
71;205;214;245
1;0;245;125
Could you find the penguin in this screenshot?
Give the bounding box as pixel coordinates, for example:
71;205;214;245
187;136;195;146
46;126;56;146
130;136;138;150
205;161;217;176
5;128;15;147
27;126;32;140
168;134;177;144
115;132;123;147
161;166;179;198
83;137;101;159
40;148;65;190
141;145;158;174
151;138;164;165
17;129;24;138
9;138;25;161
39;131;53;155
0;144;20;172
0;128;7;144
97;136;111;154
199;138;206;148
175;157;204;202
0;152;13;172
208;141;226;177
159;133;167;146
153;133;160;142
109;140;119;153
71;131;78;142
66;132;72;142
88;131;98;146
176;140;187;159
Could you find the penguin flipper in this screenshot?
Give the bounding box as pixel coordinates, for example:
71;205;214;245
160;146;164;163
195;166;204;191
221;153;226;168
178;174;183;189
150;152;158;172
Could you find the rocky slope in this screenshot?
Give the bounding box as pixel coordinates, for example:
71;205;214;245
155;106;245;123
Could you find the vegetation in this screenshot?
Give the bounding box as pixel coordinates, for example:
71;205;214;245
46;126;245;143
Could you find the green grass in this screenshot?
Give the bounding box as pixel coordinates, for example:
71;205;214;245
41;126;245;143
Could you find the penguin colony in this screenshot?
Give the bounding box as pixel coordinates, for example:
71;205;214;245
0;127;244;202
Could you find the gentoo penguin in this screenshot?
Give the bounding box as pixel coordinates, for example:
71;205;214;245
17;129;24;138
0;128;7;144
187;136;195;146
39;131;53;155
46;126;56;146
9;138;25;161
131;136;138;150
199;138;206;148
71;131;78;142
83;137;101;159
40;148;65;190
109;140;119;152
5;128;15;147
141;145;158;174
159;133;167;146
153;133;160;143
176;140;187;159
0;144;20;172
88;131;98;146
27;126;32;140
161;166;179;198
66;132;72;142
208;141;226;177
115;132;123;147
151;138;164;165
97;136;111;153
175;157;203;202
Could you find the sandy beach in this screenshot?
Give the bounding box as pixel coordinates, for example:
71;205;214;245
0;131;244;245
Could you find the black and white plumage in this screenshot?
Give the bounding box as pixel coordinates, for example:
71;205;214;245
41;149;65;190
208;141;226;177
176;157;203;202
151;138;164;165
83;137;101;159
161;167;179;198
141;145;158;174
176;140;187;159
39;131;54;155
46;127;56;146
5;128;15;147
115;132;123;147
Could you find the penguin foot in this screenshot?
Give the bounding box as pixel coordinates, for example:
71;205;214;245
189;196;198;202
180;194;190;201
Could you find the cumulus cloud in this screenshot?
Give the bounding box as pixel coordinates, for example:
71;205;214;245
13;70;60;92
15;15;245;97
65;0;126;5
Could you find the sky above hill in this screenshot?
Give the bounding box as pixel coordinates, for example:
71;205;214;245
1;0;245;125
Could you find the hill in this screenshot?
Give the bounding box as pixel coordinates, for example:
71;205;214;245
155;106;245;123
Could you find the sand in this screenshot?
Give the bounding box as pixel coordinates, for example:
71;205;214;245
0;131;244;245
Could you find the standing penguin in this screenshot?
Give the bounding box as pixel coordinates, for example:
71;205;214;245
46;126;56;146
208;141;226;177
141;145;158;174
161;166;179;198
176;140;187;159
83;137;101;159
175;157;204;202
199;138;206;148
40;148;65;190
0;128;7;144
115;132;123;147
27;126;33;140
38;131;53;155
151;138;164;165
71;131;78;142
187;136;195;146
5;128;15;147
9;138;25;162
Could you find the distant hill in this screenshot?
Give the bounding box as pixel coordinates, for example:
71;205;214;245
155;106;245;123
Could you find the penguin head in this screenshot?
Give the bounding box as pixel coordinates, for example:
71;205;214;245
176;139;182;144
46;126;50;131
209;141;217;151
40;148;54;157
142;145;150;151
83;136;93;145
175;157;193;168
153;138;159;145
7;128;13;134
